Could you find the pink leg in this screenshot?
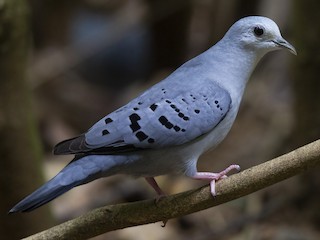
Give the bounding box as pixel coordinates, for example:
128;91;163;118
145;177;166;196
145;177;168;226
191;164;241;196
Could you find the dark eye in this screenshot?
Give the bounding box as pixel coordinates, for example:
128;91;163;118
254;26;264;36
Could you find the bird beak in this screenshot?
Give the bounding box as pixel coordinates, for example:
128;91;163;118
272;38;297;55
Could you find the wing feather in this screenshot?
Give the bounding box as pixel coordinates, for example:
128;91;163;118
54;81;231;155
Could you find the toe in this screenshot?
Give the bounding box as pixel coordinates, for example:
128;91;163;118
210;180;216;196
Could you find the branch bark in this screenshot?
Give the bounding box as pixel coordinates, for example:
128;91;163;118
24;139;320;240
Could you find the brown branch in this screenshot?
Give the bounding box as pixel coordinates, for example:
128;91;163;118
24;139;320;240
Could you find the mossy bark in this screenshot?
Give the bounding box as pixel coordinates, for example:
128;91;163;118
0;0;53;239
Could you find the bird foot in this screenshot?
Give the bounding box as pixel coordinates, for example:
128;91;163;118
191;164;240;196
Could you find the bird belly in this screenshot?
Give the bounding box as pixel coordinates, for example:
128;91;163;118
194;107;238;153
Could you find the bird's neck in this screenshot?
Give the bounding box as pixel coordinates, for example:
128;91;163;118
206;41;264;105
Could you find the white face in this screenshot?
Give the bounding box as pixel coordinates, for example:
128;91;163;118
227;16;296;55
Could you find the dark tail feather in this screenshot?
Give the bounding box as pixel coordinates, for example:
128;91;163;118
9;154;122;213
53;134;90;155
9;181;76;213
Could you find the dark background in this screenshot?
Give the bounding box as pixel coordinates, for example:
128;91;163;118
1;0;319;239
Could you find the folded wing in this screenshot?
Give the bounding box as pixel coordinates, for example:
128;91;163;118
54;82;231;155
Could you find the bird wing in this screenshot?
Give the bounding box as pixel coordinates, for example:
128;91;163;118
54;81;231;155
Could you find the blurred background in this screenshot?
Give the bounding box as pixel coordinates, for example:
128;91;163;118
1;0;320;239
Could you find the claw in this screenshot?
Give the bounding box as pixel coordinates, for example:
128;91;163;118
161;219;168;227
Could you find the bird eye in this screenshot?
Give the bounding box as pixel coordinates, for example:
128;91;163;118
253;26;264;36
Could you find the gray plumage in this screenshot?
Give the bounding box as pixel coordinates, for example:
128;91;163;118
10;16;296;213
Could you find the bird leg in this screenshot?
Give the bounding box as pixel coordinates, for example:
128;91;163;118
191;164;241;196
145;177;166;197
145;177;168;226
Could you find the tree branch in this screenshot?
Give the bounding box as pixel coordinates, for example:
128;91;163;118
24;139;320;240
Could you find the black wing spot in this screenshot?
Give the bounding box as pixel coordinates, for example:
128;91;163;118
159;116;174;129
181;129;186;132
130;122;141;132
102;129;110;135
194;109;200;114
105;118;113;124
136;131;148;142
215;100;219;104
150;103;158;111
129;113;141;133
165;122;173;129
165;100;171;104
181;98;187;103
138;101;143;105
190;94;196;100
183;116;189;121
178;112;184;118
170;104;180;112
159;116;168;125
216;105;220;108
129;113;141;122
173;125;181;132
148;138;155;143
133;107;139;111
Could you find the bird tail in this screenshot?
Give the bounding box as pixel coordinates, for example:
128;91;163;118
9;155;124;213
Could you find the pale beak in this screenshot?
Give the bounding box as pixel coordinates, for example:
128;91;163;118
272;38;297;55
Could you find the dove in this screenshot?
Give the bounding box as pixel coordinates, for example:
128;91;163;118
10;16;296;213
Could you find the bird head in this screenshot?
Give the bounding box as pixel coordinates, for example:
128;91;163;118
225;16;297;56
